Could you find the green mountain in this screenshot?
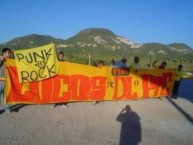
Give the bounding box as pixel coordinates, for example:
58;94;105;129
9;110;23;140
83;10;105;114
62;28;136;63
167;43;192;50
138;42;193;61
0;34;65;50
62;28;193;64
0;28;193;65
65;28;133;52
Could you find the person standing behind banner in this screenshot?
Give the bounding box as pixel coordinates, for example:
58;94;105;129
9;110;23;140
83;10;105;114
93;60;105;105
159;61;167;69
152;60;167;69
130;56;142;72
114;57;127;68
0;48;12;113
152;60;167;99
172;64;183;99
51;51;68;109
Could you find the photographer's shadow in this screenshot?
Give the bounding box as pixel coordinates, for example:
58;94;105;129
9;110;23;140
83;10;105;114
116;105;141;145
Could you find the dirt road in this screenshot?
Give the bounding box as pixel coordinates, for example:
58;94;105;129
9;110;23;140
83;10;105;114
0;97;193;145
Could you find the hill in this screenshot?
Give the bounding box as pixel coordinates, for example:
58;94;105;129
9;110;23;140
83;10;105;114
0;34;65;50
0;28;193;65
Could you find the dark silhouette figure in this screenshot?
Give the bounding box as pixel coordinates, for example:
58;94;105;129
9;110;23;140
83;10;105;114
172;64;183;99
117;105;141;145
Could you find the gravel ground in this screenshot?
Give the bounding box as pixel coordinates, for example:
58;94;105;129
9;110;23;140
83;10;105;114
0;96;193;145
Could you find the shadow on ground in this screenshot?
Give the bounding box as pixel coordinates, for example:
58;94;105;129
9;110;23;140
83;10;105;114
167;97;193;125
116;105;141;145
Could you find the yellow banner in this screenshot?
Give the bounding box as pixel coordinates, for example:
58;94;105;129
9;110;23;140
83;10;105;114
14;43;58;83
5;59;175;104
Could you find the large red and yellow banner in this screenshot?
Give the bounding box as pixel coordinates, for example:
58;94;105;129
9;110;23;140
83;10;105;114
5;59;175;104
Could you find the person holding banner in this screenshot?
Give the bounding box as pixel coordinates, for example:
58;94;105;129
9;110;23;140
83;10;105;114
113;57;127;68
130;56;142;72
93;60;105;105
152;60;168;99
159;61;167;69
172;64;183;99
0;48;12;113
152;60;167;69
51;51;68;108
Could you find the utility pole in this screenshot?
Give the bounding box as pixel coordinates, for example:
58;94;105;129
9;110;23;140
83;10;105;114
88;53;91;66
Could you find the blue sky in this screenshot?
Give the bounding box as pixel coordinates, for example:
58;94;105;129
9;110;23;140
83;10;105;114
1;0;193;48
